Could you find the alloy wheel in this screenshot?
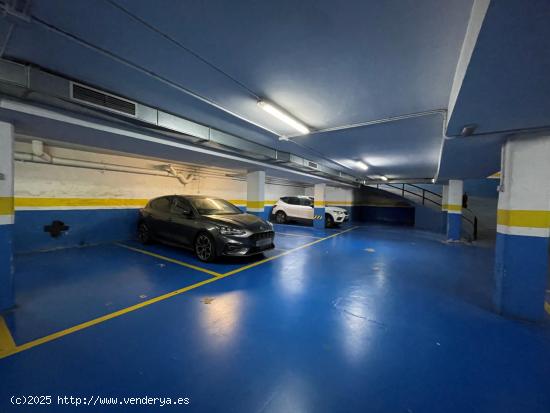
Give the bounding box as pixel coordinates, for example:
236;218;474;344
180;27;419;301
138;224;150;244
195;234;213;261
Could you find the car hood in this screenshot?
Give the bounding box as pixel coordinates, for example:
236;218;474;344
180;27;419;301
326;206;347;213
205;213;272;232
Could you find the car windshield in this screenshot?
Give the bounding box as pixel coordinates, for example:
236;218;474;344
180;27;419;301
190;198;242;215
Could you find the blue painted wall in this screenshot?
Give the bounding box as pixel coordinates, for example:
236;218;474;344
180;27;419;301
414;206;446;233
0;224;14;310
494;232;549;320
15;206;279;253
351;205;414;226
464;179;499;198
14;209;139;253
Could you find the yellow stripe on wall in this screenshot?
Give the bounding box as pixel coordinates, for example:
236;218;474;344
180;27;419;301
11;197;414;210
15;197;148;208
0;197;14;215
246;200;265;209
326;201;353;206
497;209;550;229
446;204;462;212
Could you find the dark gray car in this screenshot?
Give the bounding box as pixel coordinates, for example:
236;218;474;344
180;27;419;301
137;195;275;262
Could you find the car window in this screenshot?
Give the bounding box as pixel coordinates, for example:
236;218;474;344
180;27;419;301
299;197;313;207
280;197;289;203
150;197;171;212
189;198;241;215
171;197;192;214
286;197;300;205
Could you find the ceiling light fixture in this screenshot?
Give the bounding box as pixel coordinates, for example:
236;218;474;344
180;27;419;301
355;161;369;170
380;176;388;181
257;101;309;135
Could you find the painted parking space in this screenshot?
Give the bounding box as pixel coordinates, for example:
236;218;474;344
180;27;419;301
117;226;333;275
1;225;549;413
7;244;215;344
0;226;358;360
272;222;350;237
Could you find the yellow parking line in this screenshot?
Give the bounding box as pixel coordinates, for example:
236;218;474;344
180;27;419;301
115;243;223;278
545;301;550;316
275;232;323;239
0;226;357;359
0;316;15;357
0;276;221;359
223;226;358;277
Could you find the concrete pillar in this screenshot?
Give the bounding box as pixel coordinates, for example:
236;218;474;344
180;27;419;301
446;179;463;241
313;183;326;229
494;135;550;321
246;170;266;220
441;184;449;212
0;122;14;311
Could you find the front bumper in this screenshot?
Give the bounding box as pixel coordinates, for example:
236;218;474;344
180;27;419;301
218;230;275;256
332;212;349;223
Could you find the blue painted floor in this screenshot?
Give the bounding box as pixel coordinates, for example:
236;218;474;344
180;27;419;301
1;224;549;412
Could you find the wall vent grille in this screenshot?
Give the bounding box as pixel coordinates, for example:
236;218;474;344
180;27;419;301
71;82;136;116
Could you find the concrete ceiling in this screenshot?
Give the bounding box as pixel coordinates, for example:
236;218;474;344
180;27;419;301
0;0;474;181
440;0;550;180
0;98;341;185
447;0;550;136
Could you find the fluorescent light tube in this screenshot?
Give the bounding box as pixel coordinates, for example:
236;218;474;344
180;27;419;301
380;176;388;181
258;101;309;135
355;161;369;170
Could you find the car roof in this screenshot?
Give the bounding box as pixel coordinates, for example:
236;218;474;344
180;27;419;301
150;195;223;202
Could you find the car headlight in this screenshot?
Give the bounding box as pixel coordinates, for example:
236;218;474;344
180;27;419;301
218;226;247;236
267;221;274;229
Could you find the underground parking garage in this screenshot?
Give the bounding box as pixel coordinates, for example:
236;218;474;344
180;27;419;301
0;1;550;412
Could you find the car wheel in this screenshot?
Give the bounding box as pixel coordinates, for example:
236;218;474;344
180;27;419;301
275;210;287;224
195;232;217;262
138;223;152;244
325;214;334;228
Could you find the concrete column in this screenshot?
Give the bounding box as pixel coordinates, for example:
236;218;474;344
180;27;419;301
494;135;550;321
246;170;266;220
0;122;14;311
446;179;463;241
441;184;449;212
313;183;326;229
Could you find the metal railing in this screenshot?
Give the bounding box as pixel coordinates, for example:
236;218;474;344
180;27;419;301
375;183;478;241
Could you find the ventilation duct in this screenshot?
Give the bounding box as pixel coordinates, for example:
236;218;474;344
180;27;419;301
0;58;359;186
70;82;137;116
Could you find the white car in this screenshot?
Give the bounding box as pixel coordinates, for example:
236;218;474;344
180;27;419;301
272;196;349;227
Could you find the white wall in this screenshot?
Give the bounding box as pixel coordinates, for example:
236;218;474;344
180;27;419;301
13;140;311;209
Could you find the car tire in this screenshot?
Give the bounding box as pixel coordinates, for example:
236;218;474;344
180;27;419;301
195;232;217;262
275;210;287;224
325;214;334;228
138;223;152;244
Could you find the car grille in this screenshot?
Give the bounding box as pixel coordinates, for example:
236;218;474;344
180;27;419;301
250;231;274;241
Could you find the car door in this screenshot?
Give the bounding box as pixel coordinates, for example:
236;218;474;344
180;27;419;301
147;196;173;240
285;197;302;219
300;197;315;220
168;196;200;247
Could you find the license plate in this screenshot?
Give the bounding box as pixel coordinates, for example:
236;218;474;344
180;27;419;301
255;238;272;247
